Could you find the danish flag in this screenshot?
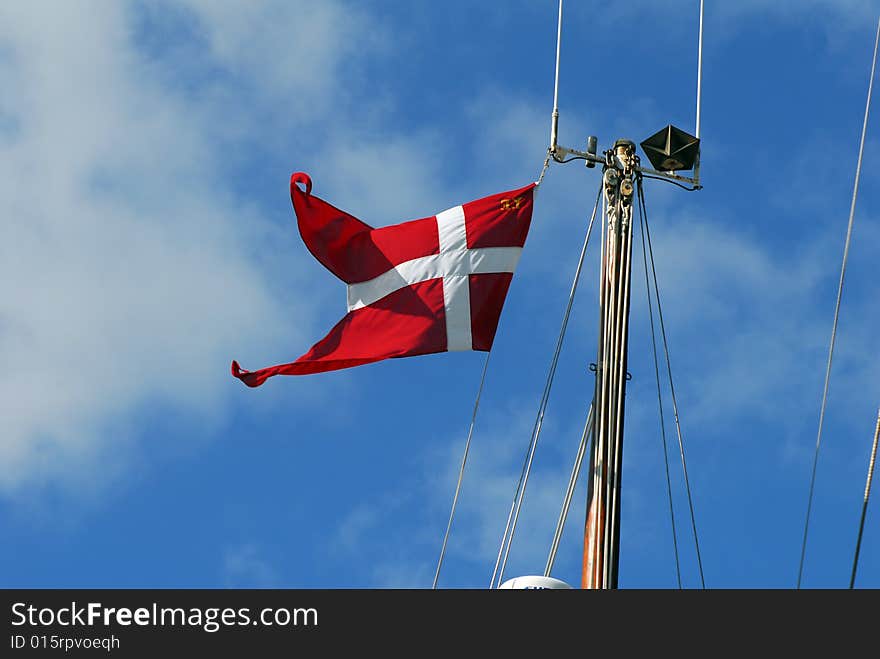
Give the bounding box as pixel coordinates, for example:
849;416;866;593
232;173;535;387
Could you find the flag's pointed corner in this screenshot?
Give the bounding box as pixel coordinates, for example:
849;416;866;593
290;172;312;198
231;360;261;388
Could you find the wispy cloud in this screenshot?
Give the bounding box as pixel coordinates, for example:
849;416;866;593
0;1;375;492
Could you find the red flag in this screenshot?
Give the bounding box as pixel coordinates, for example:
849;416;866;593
232;172;535;387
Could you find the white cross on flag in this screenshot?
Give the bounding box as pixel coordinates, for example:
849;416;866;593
232;172;535;387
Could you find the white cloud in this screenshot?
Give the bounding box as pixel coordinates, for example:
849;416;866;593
161;0;384;124
0;2;380;492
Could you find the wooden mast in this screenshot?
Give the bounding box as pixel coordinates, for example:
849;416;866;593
582;140;637;589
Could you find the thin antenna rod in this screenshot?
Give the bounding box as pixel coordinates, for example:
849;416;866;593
550;0;563;151
798;15;880;589
695;0;704;138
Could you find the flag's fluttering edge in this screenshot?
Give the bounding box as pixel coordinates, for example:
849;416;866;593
232;172;535;387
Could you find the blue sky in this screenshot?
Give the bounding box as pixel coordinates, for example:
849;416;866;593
1;0;878;589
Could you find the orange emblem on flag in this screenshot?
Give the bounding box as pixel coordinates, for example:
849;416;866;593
500;196;526;211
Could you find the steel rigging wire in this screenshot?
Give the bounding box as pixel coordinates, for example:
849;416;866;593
638;176;706;588
433;351;492;589
637;179;683;589
798;15;880;589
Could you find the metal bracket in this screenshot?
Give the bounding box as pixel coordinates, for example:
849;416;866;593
589;363;632;381
553;142;702;190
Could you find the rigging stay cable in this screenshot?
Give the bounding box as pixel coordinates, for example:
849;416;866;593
490;176;604;589
433;351;493;589
637;180;683;589
797;15;880;589
638;176;706;588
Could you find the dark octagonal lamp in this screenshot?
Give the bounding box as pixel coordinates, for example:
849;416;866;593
639;124;700;172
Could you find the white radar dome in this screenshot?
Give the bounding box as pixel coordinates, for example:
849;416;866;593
498;575;573;589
